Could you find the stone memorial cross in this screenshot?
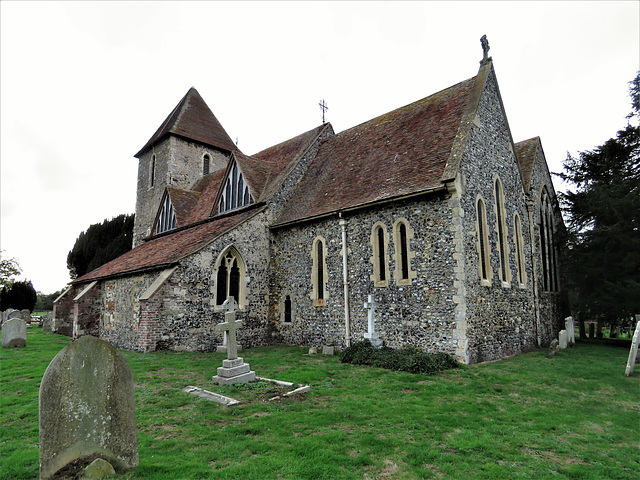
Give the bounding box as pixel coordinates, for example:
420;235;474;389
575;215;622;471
216;297;242;361
363;295;383;347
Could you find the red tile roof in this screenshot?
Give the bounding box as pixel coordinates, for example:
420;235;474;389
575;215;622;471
73;207;263;283
274;78;477;226
135;87;237;157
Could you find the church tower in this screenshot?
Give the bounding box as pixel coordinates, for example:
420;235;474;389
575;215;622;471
132;88;237;247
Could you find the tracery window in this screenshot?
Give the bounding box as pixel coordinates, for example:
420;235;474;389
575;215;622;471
392;218;416;285
540;189;558;292
214;247;246;307
514;213;526;287
219;160;251;214
370;222;390;287
494;178;511;286
311;236;328;305
156;194;176;234
476;196;492;284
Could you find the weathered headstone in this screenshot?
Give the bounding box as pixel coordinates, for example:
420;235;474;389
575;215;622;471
363;295;383;348
8;309;22;320
624;317;640;377
2;317;27;348
565;316;575;345
547;338;559;357
21;309;31;322
39;335;138;479
211;297;256;385
558;330;568;349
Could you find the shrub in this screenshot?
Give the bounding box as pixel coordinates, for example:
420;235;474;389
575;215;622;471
340;340;459;375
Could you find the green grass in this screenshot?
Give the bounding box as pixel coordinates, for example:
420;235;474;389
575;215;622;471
1;330;639;479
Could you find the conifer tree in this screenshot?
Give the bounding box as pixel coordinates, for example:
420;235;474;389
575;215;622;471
559;73;640;331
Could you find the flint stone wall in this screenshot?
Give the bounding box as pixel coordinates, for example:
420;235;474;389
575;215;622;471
39;335;138;479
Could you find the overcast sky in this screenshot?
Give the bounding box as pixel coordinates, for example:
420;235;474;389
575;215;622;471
1;1;638;295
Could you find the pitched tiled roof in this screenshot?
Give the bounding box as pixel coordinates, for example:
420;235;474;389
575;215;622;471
184;170;227;223
135;87;237;157
73;206;263;284
274;78;477;226
514;136;540;192
166;186;201;228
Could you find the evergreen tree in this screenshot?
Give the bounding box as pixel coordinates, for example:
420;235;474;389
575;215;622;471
559;72;640;330
0;280;38;311
67;214;135;279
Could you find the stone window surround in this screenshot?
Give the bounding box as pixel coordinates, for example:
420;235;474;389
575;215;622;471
513;212;527;288
369;221;390;287
278;292;295;324
475;195;493;286
211;245;247;310
493;176;512;288
392;218;417;286
310;236;328;306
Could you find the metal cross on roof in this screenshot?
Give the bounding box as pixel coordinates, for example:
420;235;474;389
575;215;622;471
319;99;328;124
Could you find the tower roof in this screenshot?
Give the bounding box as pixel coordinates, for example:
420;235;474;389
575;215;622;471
135;87;237;158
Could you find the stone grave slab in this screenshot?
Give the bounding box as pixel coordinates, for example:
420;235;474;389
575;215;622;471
39;335;138;479
2;317;26;348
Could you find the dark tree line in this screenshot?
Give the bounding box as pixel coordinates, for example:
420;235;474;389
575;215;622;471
67;214;135;279
559;72;640;334
0;280;37;312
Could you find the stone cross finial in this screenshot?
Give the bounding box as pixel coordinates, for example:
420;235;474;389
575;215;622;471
480;35;490;64
216;296;243;360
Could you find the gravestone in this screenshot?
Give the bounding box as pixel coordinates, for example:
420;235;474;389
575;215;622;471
565;316;575;345
8;309;22;320
21;309;31;322
216;299;242;354
39;335;138;479
1;317;27;348
211;297;256;385
547;338;559;357
363;295;383;347
558;330;568;349
624;317;640;377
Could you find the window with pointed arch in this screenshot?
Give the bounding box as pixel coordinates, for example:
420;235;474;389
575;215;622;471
149;154;156;188
156;194;176;234
203;153;211;176
392;218;416;285
370;222;390;287
311;236;328;306
513;212;527;287
280;294;293;323
213;247;246;308
219;159;252;214
539;188;558;292
494;177;511;287
475;196;492;285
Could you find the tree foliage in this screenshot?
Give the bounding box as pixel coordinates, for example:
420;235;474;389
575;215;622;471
558;72;640;326
0;280;38;312
0;251;22;289
67;214;135;279
34;290;63;311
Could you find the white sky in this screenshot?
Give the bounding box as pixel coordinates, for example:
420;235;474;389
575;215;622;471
1;1;638;294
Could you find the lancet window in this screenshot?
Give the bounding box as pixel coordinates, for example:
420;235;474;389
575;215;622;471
494;177;511;286
219;160;251;214
311;236;328;305
540;189;558;292
514;213;526;286
392;218;416;285
203;154;211;176
476;196;492;284
370;222;390;287
156;194;176;234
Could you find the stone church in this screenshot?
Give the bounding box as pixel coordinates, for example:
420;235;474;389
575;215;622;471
54;45;568;364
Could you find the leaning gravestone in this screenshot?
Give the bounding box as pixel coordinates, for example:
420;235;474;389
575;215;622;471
2;317;27;348
39;336;138;479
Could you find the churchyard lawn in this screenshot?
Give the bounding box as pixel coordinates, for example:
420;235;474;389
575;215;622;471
1;330;638;480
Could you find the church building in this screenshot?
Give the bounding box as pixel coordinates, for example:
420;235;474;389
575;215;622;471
54;43;568;364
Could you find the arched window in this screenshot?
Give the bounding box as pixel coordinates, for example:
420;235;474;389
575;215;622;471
156;194;176;234
393;219;416;285
311;237;328;305
219;159;252;214
514;213;526;286
203;154;211;176
476;197;492;284
540;189;557;292
284;295;292;323
370;222;389;286
150;154;156;188
494;178;511;286
214;247;246;307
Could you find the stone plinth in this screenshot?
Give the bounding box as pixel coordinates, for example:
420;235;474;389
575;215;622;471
212;357;256;385
364;332;383;348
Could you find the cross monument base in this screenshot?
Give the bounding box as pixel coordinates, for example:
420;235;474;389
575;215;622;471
212;357;256;385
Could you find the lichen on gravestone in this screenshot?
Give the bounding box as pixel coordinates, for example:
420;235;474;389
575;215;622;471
39;335;138;479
